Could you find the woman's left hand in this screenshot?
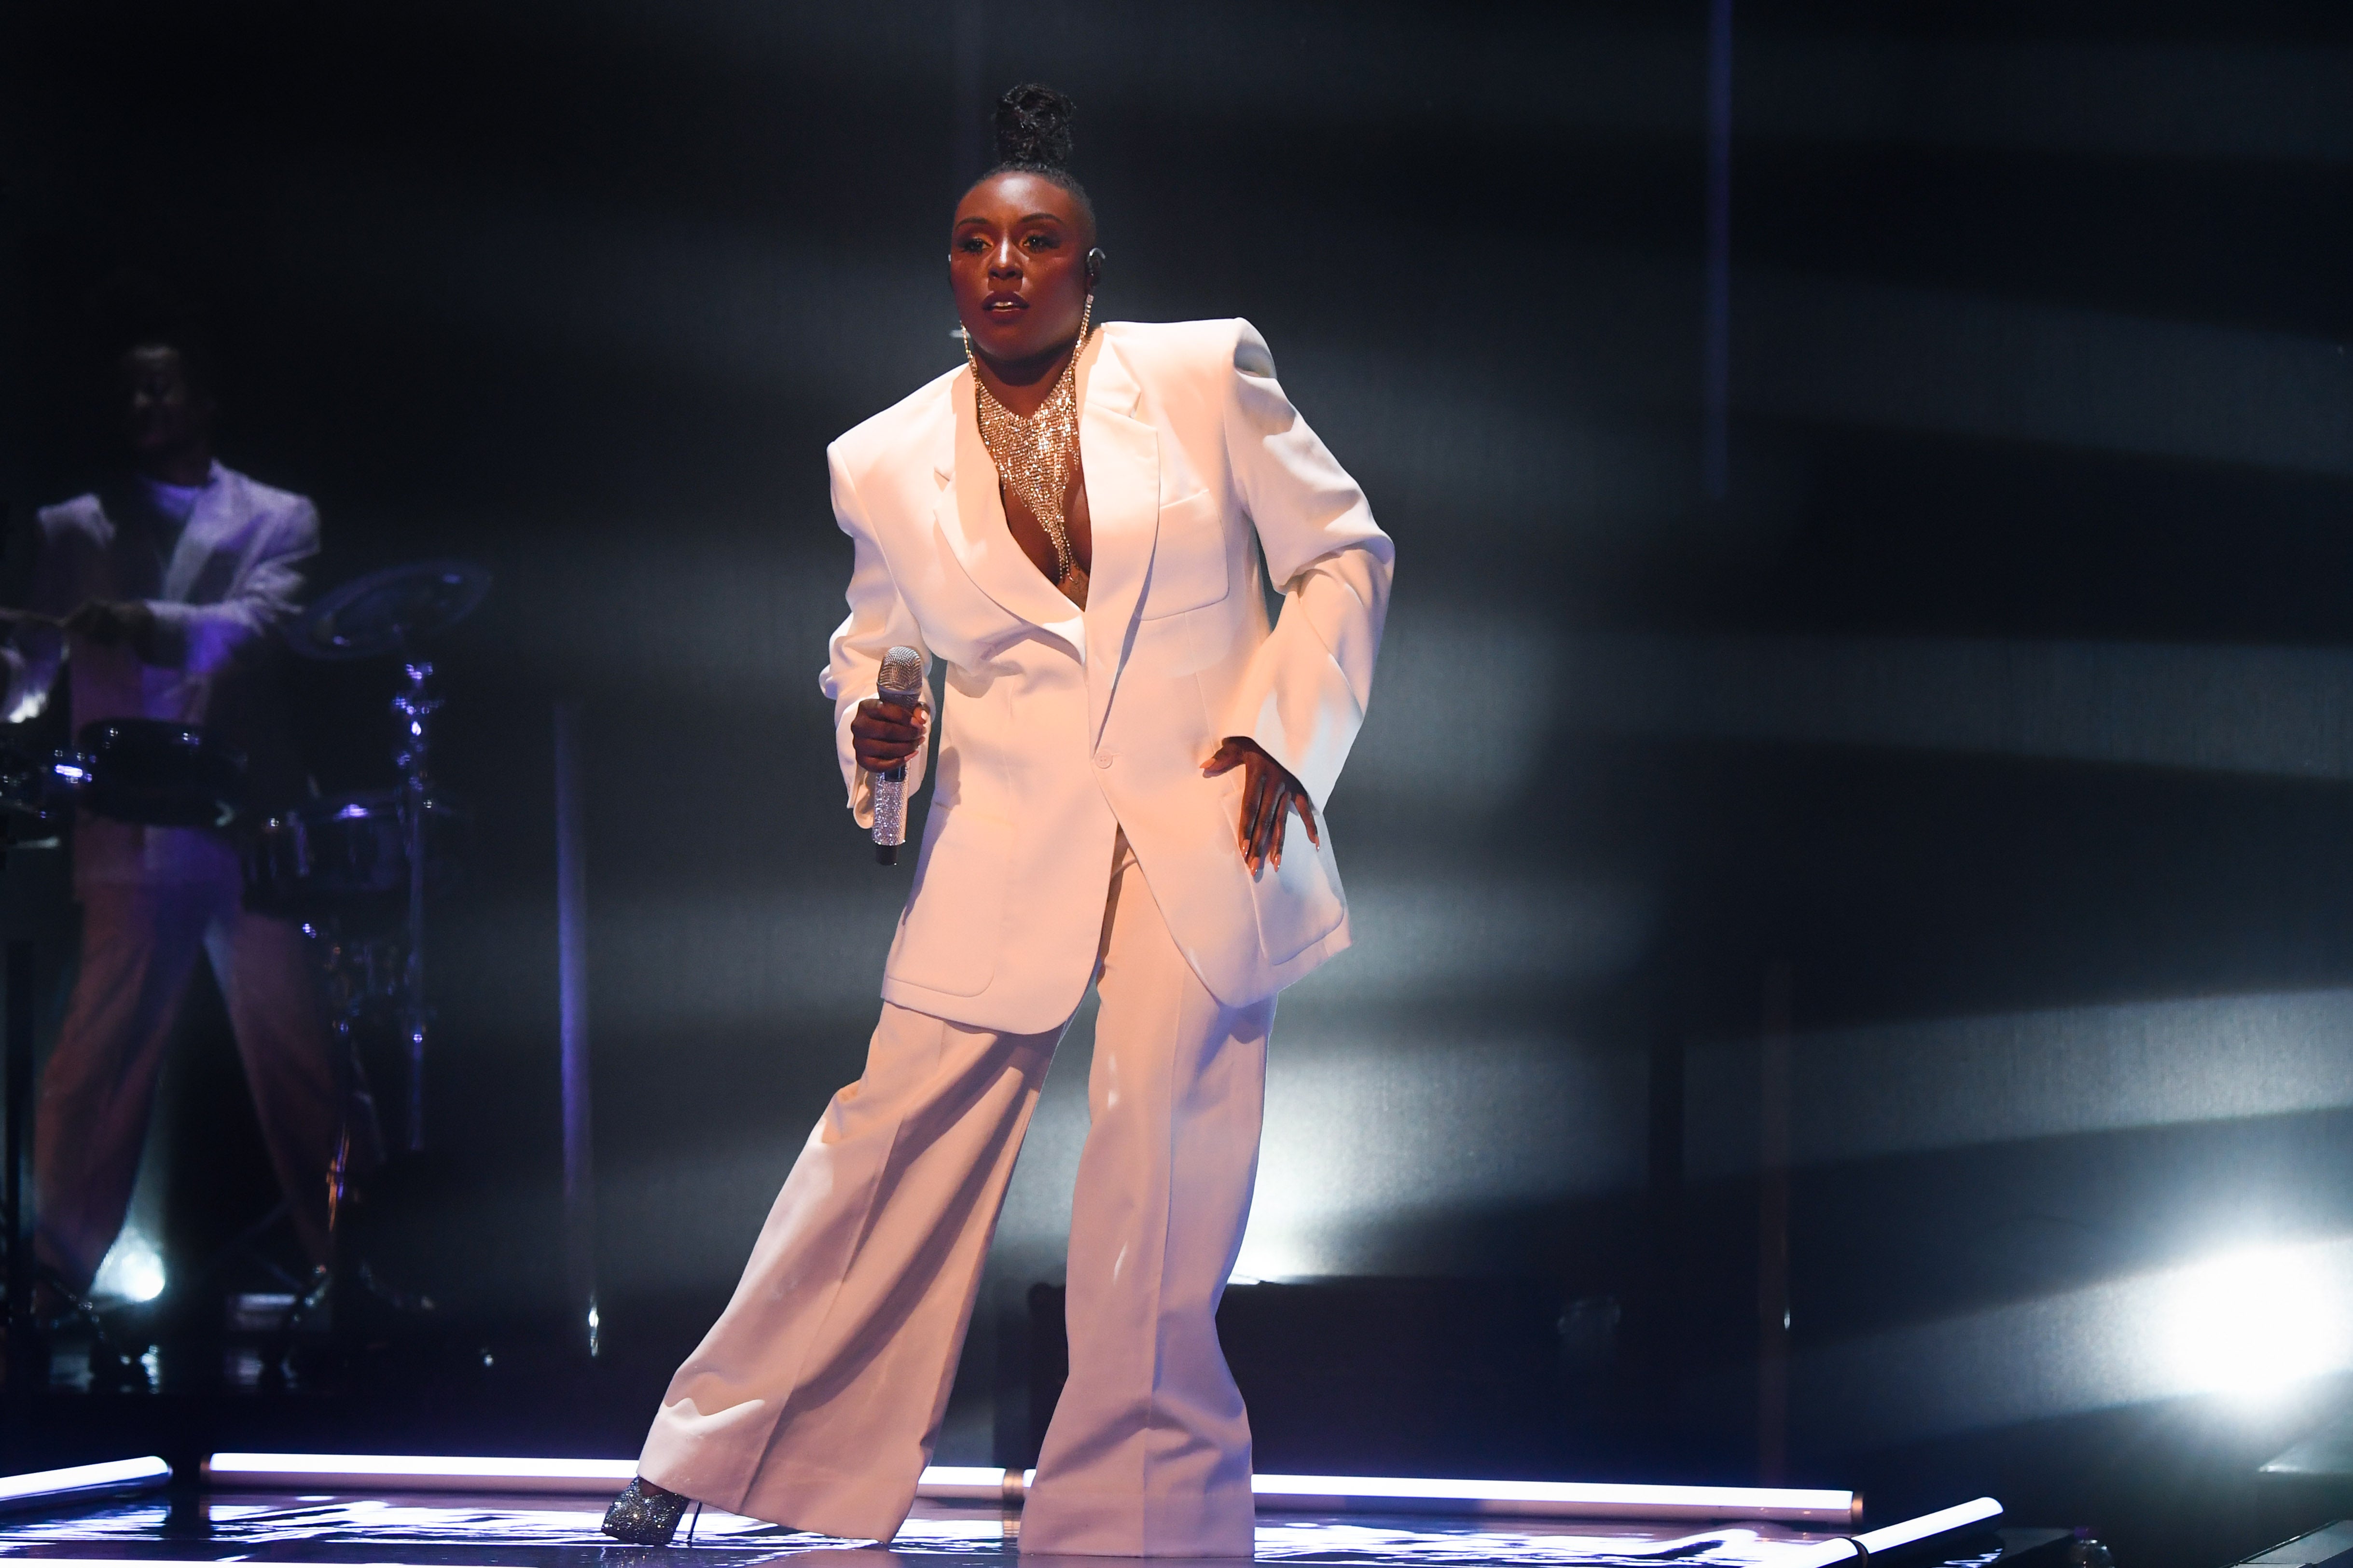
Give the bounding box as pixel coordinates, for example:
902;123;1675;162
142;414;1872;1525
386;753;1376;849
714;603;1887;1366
1202;736;1318;875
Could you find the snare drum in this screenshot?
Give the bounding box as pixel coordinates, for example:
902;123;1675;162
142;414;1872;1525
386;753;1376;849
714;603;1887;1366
77;719;247;827
245;790;469;916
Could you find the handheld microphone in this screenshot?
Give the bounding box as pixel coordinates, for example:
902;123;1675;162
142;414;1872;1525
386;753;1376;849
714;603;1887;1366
871;646;926;866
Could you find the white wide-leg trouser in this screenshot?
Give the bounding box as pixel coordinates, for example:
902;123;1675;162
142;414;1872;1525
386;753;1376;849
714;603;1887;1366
35;876;346;1290
638;835;1274;1556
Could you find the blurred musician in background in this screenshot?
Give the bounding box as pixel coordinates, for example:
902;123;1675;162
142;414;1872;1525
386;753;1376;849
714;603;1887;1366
4;295;364;1307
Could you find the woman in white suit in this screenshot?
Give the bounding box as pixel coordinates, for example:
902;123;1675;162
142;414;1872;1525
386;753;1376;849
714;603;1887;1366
608;85;1392;1558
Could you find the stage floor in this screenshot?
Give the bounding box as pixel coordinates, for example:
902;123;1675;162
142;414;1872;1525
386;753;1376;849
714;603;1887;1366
0;1491;2046;1568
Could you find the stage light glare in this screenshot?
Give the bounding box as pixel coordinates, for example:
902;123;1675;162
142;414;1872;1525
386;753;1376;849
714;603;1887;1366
93;1229;167;1304
1229;1222;1320;1284
124;1258;166;1302
2161;1244;2353;1399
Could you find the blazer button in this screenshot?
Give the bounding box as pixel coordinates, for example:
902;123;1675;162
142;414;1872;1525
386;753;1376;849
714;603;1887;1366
1094;750;1114;769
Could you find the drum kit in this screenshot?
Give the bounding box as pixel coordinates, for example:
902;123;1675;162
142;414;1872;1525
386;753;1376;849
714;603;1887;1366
271;558;490;1159
0;559;491;1164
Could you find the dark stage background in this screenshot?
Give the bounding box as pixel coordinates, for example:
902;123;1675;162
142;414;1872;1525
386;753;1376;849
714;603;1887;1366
6;5;2353;1568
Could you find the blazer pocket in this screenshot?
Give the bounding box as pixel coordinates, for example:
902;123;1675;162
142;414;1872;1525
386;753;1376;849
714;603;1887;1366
1139;490;1231;619
885;808;1009;997
1248;825;1347;967
1214;770;1346;968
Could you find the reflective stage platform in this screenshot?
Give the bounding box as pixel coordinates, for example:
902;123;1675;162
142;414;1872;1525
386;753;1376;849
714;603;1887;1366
0;1486;2061;1568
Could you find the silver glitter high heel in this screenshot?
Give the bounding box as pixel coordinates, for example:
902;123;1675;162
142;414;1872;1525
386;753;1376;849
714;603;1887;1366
602;1478;692;1545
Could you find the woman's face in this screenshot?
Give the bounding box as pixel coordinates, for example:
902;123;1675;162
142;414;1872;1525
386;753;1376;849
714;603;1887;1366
950;172;1094;367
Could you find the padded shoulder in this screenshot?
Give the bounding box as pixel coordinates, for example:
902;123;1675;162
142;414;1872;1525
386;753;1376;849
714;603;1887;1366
219;466;315;522
35;493;108;539
1099;318;1264;389
831;362;961;481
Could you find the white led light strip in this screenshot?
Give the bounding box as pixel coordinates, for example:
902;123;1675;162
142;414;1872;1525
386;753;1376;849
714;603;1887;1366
1783;1497;2003;1568
0;1457;172;1512
205;1455;635;1491
1249;1473;1858;1524
204;1454;1861;1524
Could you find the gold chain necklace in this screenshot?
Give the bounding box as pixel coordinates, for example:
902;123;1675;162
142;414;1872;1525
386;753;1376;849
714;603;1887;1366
967;295;1093;607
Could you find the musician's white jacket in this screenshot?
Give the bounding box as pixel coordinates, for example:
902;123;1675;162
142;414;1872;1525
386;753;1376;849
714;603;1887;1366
822;318;1391;1029
3;463;317;889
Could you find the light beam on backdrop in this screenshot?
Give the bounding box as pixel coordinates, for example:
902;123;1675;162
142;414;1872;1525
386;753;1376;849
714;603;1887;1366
2162;1244;2353;1402
1683;986;2353;1177
1787;1235;2353;1449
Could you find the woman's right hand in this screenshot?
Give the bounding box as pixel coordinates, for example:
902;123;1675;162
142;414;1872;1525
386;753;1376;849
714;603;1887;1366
853;697;928;773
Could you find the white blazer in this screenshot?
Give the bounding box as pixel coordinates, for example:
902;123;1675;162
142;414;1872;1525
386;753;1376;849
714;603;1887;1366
822;318;1392;1034
4;462;318;889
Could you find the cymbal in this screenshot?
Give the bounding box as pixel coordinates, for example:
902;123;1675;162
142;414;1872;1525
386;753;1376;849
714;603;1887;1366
289;559;491;661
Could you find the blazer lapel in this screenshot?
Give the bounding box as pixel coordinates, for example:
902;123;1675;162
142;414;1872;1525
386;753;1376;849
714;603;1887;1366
935;368;1088;658
1076;331;1160;747
161;463;235;603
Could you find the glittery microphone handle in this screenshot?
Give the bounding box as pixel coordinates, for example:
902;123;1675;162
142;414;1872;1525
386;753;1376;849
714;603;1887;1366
871;645;926;864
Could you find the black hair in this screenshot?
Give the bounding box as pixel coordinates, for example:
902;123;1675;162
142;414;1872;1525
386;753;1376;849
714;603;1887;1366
89;267;218;397
977;83;1095;234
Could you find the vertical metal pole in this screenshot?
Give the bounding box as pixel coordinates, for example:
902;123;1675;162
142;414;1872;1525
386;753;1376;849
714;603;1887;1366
554;702;597;1355
396;661;436;1152
1757;961;1792;1484
1703;0;1734;501
4;940;31;1386
1647;1021;1687;1224
1644;1003;1687;1395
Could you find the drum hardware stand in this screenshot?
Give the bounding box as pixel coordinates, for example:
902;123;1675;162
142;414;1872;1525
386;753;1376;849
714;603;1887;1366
280;558;487;1162
290;914;409;1380
273;559;487;1376
289;651;442;1338
392;658;440;1154
276;657;446;1375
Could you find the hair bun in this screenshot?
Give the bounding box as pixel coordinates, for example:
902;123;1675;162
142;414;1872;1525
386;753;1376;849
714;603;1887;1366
994;83;1076;169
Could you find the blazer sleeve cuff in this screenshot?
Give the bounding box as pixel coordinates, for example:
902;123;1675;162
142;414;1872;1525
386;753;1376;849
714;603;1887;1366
1224;642;1363;813
144;599;250;674
1219;543;1387;813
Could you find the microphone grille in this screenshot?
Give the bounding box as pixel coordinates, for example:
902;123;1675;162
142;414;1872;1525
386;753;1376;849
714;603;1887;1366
877;646;926;698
